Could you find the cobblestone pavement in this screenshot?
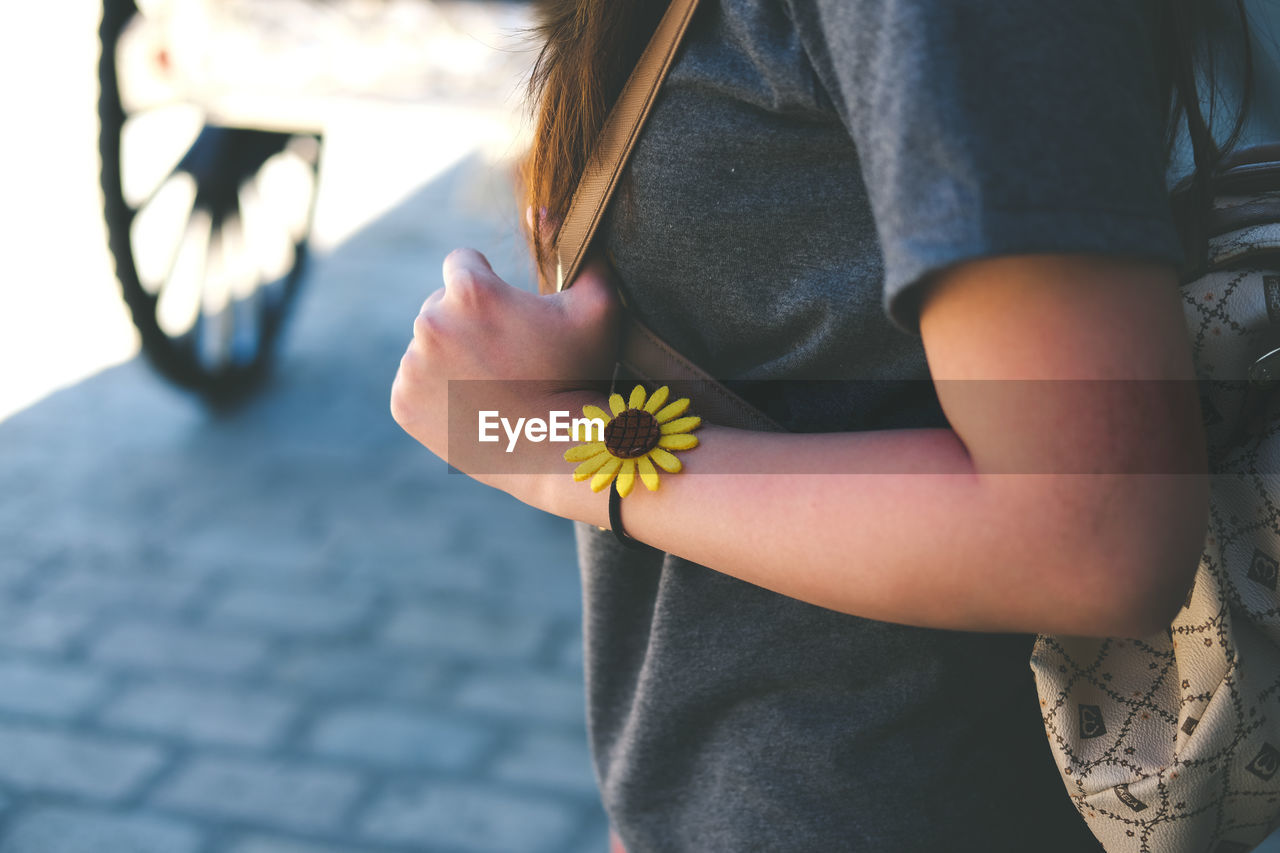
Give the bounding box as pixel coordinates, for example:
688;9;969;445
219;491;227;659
2;2;609;852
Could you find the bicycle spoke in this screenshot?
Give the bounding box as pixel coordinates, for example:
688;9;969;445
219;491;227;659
229;289;266;368
219;212;265;367
240;172;297;293
129;171;197;295
120;104;204;210
156;207;212;339
256;145;320;247
196;214;236;371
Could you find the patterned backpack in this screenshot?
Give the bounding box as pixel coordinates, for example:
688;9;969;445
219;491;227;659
1031;145;1280;853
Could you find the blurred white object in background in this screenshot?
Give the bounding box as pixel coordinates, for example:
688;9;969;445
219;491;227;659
0;0;533;421
118;0;534;132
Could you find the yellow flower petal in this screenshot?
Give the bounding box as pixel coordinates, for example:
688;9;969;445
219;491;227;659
573;451;613;481
655;398;690;423
609;394;626;416
564;442;605;462
582;405;611;424
660;416;701;435
637;455;661;491
643;385;670;414
658;433;698;451
628;385;647;410
648;447;683;473
616;458;637;498
590;456;622;492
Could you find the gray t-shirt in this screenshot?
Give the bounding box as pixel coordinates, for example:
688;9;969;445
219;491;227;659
583;0;1186;849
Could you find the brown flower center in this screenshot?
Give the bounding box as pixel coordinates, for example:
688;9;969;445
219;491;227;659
604;408;661;459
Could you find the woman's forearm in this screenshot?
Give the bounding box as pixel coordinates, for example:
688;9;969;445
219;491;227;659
545;420;1206;638
393;251;1207;639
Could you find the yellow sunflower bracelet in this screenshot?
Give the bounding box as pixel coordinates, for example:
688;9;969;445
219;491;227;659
563;384;701;498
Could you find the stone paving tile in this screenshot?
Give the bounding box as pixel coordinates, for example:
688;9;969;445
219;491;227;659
265;645;449;702
567;832;612;853
555;624;586;674
382;668;456;705
0;722;165;801
0;657;108;720
333;535;504;597
0;557;34;592
152;756;363;833
224;836;385;853
264;646;397;696
0;807;201;853
176;519;334;573
0;602;92;654
306;704;495;770
192;555;345;589
379;599;551;662
473;522;580;576
358;781;581;853
88;621;270;677
205;586;375;638
99;681;299;748
454;670;588;727
29;569;204;614
491;730;600;797
6;537;184;589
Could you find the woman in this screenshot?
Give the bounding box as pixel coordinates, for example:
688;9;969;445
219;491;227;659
391;0;1273;849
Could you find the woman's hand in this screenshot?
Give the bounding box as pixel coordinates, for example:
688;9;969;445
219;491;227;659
390;248;621;502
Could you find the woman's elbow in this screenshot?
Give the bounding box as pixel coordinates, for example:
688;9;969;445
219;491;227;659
1072;474;1210;639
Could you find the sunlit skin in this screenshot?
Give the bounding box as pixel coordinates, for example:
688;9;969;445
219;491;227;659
391;248;1209;639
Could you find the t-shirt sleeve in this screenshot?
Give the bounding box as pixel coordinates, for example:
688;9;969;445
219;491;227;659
785;0;1185;332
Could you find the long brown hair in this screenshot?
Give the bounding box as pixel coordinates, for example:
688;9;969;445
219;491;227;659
522;0;1255;275
521;0;669;281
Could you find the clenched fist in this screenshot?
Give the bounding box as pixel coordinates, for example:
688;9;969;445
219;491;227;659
390;248;621;503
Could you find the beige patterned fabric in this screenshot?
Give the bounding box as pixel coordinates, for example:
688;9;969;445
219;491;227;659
1032;206;1280;853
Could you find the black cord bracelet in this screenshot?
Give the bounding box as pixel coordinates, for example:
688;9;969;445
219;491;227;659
609;481;647;549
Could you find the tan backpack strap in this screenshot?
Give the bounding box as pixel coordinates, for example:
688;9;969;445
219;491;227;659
549;0;786;433
552;0;702;292
616;317;788;432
